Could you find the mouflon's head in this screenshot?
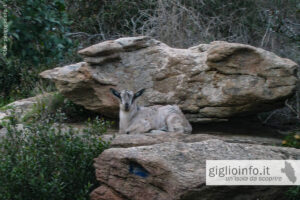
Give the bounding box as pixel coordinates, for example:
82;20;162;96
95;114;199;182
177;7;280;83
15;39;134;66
110;88;145;112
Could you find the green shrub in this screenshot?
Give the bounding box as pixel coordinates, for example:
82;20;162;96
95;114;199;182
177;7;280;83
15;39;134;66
1;0;72;65
286;186;300;200
0;58;56;104
282;132;300;149
0;0;74;102
0;112;111;200
23;93;94;123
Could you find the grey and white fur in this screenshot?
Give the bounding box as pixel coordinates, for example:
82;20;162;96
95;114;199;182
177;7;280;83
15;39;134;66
110;88;192;134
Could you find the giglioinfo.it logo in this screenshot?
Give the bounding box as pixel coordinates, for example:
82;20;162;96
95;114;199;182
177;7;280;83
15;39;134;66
206;160;300;185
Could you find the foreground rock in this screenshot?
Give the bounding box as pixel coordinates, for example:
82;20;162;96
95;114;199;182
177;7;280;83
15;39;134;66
92;139;300;200
101;131;282;148
40;36;298;122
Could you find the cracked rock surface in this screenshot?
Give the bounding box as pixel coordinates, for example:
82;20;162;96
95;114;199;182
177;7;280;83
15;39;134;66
40;36;298;122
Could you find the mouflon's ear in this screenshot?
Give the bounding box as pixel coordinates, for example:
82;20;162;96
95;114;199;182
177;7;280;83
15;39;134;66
133;88;146;100
110;88;121;99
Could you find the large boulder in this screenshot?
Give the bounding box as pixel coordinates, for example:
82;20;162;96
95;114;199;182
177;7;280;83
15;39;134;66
91;139;300;200
40;36;298;122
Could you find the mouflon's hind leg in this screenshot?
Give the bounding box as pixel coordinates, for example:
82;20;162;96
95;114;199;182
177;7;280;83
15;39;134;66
166;113;185;133
125;119;151;134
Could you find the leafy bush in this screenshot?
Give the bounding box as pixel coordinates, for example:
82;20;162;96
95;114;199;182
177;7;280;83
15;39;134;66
0;112;111;200
282;132;300;149
0;57;56;103
22;93;94;123
286;186;300;200
83;116;113;136
1;0;72;65
0;0;74;102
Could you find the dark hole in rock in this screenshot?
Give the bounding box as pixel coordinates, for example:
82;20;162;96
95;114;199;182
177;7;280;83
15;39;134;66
129;161;149;178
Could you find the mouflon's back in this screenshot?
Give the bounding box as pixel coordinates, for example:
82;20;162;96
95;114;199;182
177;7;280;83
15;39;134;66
158;105;192;134
136;105;192;133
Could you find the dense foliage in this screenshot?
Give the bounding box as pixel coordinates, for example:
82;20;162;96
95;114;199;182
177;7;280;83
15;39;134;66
0;112;111;200
4;0;71;64
0;0;74;102
286;186;300;200
282;132;300;149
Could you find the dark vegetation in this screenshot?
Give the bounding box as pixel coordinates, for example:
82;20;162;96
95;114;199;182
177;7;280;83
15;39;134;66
22;93;96;123
0;110;111;200
0;0;300;199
